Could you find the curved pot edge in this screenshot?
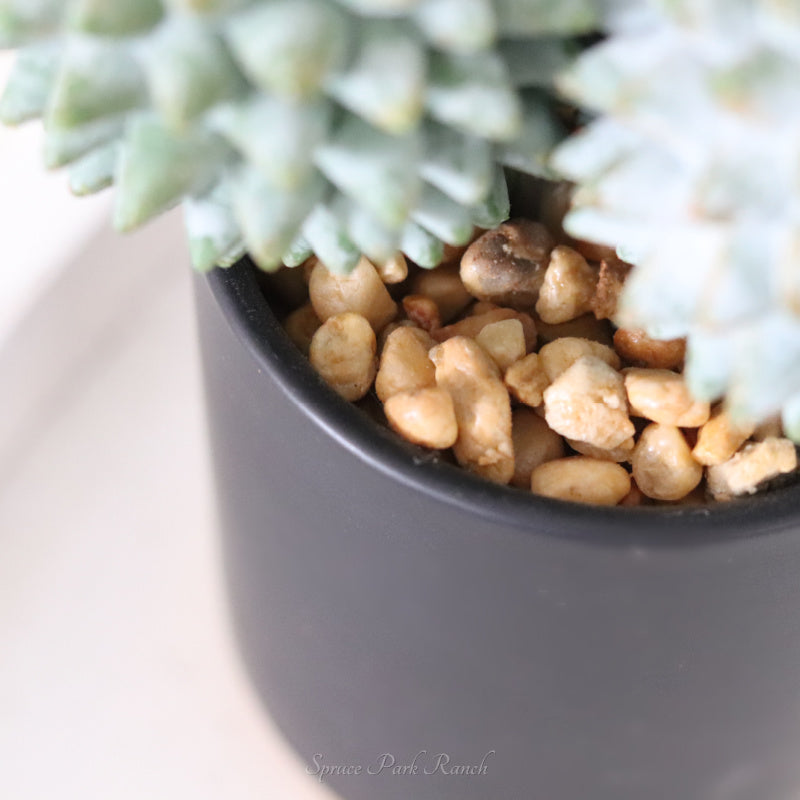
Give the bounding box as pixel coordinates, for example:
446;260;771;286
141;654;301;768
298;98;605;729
204;260;800;551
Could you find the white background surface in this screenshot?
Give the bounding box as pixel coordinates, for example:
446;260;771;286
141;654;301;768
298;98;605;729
0;53;112;346
0;70;335;798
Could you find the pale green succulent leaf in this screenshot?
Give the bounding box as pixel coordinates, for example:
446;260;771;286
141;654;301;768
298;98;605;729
420;121;493;206
69;141;119;195
225;0;349;99
326;19;425;135
726;315;800;422
282;235;314;268
469;164;510;228
0;43;59;125
551;118;641;183
70;0;164;36
494;0;598;35
44;115;124;168
414;0;496;53
334;0;420;16
781;393;800;443
400;221;445;268
47;37;147;129
411;185;474;245
210;96;331;190
302;203;363;274
499;92;564;176
315;116;422;231
185;183;244;272
232;171;326;271
0;0;63;46
115;116;232;231
345;202;401;265
427;51;522;141
142;18;248;132
163;0;252;13
500;38;576;88
683;328;735;403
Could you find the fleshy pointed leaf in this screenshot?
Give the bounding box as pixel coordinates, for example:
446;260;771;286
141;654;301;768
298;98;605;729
411;185;473;245
70;0;164;36
69;141;119;195
226;0;348;99
302;204;362;274
233;171;325;271
427;51;521;141
282;235;314;268
500;91;564;176
346;203;401;265
315;115;422;230
185;183;244;272
415;0;495;52
47;37;147;129
500;38;576;88
420;121;493;205
400;221;444;267
335;0;420;15
469;164;510;228
142;18;247;131
211;95;331;189
115;116;231;231
326;19;425;135
494;0;598;35
44;115;124;168
0;0;63;46
0;43;59;125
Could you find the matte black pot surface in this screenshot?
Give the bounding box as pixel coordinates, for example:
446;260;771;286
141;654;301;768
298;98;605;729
197;261;800;800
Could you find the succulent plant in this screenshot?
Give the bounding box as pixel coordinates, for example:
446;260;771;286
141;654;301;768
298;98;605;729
553;0;800;434
0;0;599;274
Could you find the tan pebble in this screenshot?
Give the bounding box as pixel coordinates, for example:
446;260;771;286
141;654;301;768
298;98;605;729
511;408;565;489
539;337;621;382
384;388;458;450
430;337;514;484
376;252;408;284
624;368;710;427
543;356;634;450
692;406;756;466
535;245;598;324
460;220;554;309
706;438;798;501
375;326;436;403
402;294;441;332
469;301;502;316
476;319;526;372
574;239;620;264
309;256;397;332
530;457;631;506
567;437;635;463
309;313;377;401
591;258;631;321
283;303;321;356
504;353;550;408
619;480;648;507
433;308;537;353
535;313;615;347
632;424;703;501
410;263;473;323
613;328;686;370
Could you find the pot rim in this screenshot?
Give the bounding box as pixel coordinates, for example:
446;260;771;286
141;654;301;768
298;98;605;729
206;259;800;550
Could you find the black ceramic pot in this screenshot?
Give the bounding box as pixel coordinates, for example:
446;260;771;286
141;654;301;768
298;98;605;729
196;261;800;800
